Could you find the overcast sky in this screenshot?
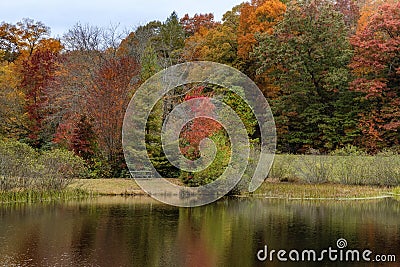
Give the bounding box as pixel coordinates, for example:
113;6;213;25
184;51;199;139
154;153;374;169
0;0;244;37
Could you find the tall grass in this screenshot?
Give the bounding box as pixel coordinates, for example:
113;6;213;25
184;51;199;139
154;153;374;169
269;154;400;186
0;188;94;204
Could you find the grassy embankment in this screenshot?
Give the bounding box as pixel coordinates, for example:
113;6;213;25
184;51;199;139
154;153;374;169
0;188;94;204
68;178;398;200
2;154;400;203
68;153;400;200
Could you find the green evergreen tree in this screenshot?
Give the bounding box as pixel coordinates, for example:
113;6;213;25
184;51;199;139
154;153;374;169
140;44;160;81
158;11;186;66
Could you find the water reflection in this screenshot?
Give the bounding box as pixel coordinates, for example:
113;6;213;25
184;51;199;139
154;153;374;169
0;197;399;266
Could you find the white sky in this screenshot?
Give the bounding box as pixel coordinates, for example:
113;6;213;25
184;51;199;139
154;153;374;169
0;0;244;38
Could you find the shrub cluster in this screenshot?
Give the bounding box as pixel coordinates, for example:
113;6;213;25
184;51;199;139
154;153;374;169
269;151;400;186
0;140;87;191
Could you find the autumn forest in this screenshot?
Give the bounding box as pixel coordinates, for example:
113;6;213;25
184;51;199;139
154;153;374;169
1;0;400;181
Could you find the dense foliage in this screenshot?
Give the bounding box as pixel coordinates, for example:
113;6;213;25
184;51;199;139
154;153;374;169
1;0;399;185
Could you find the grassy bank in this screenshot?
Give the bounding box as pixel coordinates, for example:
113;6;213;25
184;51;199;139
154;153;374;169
0;179;397;203
252;181;392;199
67;178;396;200
68;178;145;195
0;188;94;204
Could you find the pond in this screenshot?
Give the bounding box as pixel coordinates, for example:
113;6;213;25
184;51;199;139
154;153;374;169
0;197;399;266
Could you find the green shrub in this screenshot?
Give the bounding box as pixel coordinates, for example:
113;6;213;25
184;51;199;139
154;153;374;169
87;157;112;178
294;155;332;183
0;140;88;191
330;145;367;156
38;149;88;190
180;131;231;187
330;154;400;186
0;140;38;190
270;154;400;186
331;156;364;185
371;155;400;186
268;154;298;182
228;139;260;195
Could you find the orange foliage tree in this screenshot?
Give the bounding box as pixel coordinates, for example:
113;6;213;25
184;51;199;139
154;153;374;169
87;55;140;175
237;0;286;97
180;13;219;36
183;24;238;65
237;0;286;63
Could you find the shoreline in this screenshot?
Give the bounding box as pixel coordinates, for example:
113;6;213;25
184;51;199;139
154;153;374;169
0;178;398;204
68;178;399;200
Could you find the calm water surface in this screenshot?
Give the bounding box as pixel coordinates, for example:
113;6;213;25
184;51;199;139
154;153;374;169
0;197;399;267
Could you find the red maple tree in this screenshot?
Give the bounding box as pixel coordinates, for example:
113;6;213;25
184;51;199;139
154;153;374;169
180;86;222;159
350;1;400;151
20;47;61;147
